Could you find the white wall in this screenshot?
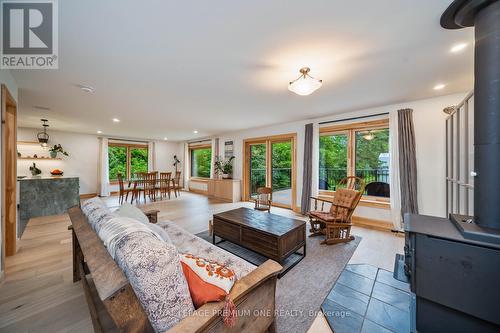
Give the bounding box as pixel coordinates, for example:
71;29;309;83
18;128;100;195
0;69;18;275
17;128;184;195
213;92;468;220
155;141;185;175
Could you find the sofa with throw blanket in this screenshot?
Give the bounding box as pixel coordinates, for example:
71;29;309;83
70;197;281;333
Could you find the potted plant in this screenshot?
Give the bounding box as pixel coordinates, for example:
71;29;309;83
214;156;235;179
49;144;69;158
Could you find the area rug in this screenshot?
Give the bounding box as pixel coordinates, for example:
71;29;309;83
196;231;361;333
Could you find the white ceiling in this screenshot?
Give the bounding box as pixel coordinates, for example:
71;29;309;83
12;0;473;141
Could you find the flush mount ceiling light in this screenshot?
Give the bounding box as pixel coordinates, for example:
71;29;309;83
288;67;323;96
450;43;467;53
97;130;103;134
163;137;168;141
193;130;198;134
433;83;446;90
37;119;50;147
112;118;120;123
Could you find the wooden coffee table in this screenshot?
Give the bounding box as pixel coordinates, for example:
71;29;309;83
213;207;306;276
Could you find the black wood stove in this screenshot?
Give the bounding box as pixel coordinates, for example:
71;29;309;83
400;1;500;332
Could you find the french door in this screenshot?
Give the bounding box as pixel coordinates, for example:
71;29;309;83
243;134;296;210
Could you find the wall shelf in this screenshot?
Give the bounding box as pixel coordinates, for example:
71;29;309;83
17;141;43;146
18;157;62;160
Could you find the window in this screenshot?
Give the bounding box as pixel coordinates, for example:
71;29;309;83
190;145;212;178
319;119;390;198
108;143;148;181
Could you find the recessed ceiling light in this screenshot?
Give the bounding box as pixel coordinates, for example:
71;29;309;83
97;130;102;134
78;84;95;93
433;83;446;90
163;137;168;141
112;118;120;123
193;130;198;134
450;43;467;53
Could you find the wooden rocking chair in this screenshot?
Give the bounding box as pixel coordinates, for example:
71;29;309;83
254;187;272;213
308;176;365;244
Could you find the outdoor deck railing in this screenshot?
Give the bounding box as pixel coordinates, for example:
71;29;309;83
249;167;389;195
319;168;389;191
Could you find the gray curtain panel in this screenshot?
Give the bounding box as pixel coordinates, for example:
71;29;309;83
301;123;314;215
398;109;419;215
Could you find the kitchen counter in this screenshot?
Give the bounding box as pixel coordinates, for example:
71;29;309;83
18;175;78;181
17;176;80;237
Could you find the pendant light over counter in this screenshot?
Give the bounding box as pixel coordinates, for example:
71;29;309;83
37;119;50;147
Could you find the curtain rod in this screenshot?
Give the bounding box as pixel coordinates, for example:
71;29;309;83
319;112;389;125
108;138;149;143
188;139;212;144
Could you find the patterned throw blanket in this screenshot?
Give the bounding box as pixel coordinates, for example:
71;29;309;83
115;231;195;332
158;221;256;280
97;216;164;259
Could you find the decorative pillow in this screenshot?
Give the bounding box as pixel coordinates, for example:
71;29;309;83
116;202;150;224
147;222;172;244
159;221;256;280
81;197;116;232
117;203;172;244
180;253;236;309
115;232;194;332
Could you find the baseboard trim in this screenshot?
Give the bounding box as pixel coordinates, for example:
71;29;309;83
352;216;393;232
80;193;97;199
189;188;208;195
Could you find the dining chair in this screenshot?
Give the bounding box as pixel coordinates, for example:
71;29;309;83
159;172;172;199
117;173;134;204
131;172;146;203
144;172;157;202
172;171;182;197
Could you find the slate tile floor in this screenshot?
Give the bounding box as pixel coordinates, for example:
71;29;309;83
322;264;411;333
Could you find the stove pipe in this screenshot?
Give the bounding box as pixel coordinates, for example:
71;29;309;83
441;0;500;229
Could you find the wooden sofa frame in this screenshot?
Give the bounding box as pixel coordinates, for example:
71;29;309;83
68;206;282;333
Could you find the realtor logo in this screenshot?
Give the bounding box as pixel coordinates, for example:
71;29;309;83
1;0;58;69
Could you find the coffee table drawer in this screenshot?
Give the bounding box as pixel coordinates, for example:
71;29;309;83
213;217;240;243
241;228;279;259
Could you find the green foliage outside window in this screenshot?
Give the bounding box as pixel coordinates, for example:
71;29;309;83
272;141;292;191
130;148;148;175
108;145;148;180
319;128;390;194
191;148;211;178
250;144;266;195
249;142;293;195
355;129;389;184
109;146;127;180
319;134;348;190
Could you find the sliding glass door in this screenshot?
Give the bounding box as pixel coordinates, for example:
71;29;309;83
249;143;267;198
271;140;292;206
244;134;296;209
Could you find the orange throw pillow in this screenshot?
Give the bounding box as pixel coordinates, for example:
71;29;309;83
180;254;236;309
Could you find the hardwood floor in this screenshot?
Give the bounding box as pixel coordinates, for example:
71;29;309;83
0;192;403;333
